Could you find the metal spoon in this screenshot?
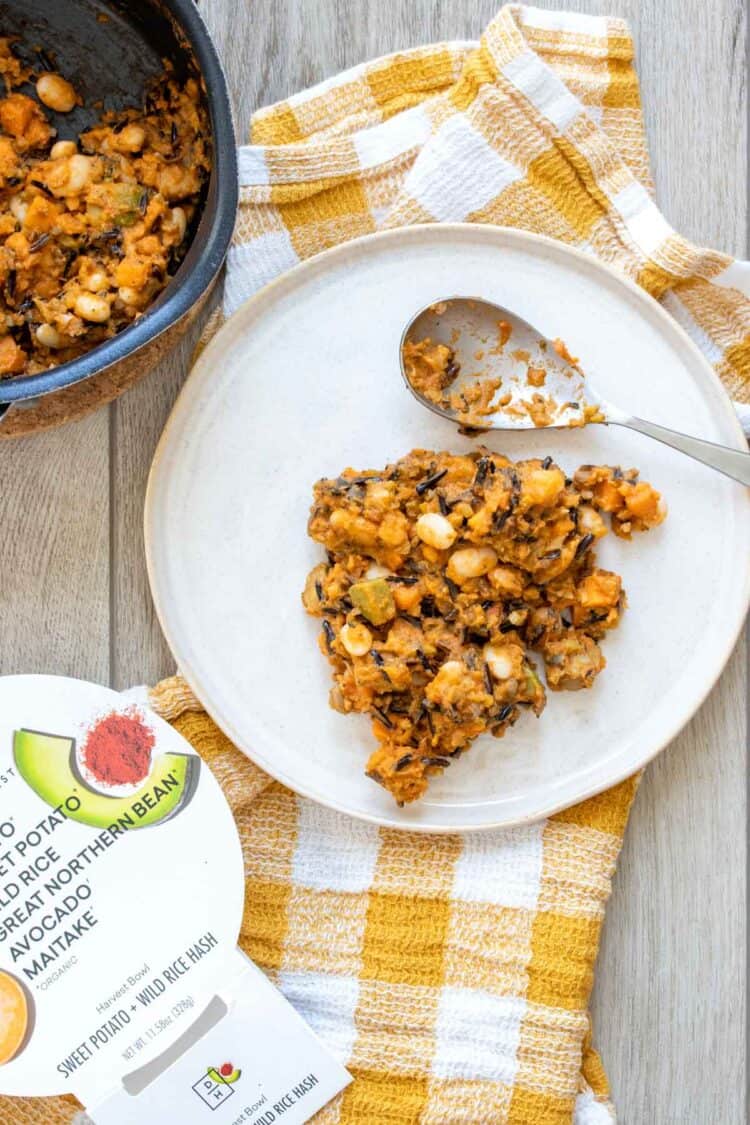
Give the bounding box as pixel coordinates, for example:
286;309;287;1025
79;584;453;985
400;297;750;486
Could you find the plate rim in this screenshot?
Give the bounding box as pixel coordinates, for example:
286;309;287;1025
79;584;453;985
145;222;750;833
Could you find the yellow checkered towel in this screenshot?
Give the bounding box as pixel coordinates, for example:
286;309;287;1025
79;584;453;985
219;2;750;433
6;8;745;1125
152;679;633;1125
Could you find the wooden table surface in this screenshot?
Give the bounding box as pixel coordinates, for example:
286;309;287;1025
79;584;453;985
0;2;745;1121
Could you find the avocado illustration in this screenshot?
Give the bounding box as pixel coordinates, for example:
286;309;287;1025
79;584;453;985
14;729;199;830
208;1064;241;1085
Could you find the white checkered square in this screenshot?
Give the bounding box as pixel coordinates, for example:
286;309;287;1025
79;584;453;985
502;49;581;132
278;969;359;1063
355;103;432;170
223;231;299;316
519;7;609;40
238;145;271;186
432;987;525;1082
452;824;544;909
610;181;672;257
405;114;522;221
291;799;381;893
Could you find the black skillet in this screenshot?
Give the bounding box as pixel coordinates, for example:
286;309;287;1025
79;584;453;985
0;0;238;416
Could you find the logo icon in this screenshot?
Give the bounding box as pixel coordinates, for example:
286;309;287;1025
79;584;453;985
192;1062;242;1109
210;1062;242;1085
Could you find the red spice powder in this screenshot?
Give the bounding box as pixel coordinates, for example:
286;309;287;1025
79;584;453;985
81;707;155;787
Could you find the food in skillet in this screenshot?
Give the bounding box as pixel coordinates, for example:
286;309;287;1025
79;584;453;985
303;449;665;804
0;37;210;376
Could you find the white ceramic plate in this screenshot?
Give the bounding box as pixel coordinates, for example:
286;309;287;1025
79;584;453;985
145;225;750;832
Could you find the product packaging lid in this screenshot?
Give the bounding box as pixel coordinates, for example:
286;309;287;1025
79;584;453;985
0;676;350;1122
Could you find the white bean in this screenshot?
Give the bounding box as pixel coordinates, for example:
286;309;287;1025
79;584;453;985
117;286;140;307
36;73;77;113
9;195;27;224
117;124;146;152
84;270;108;292
446;546;497;583
578;505;606;536
66;154;92;194
415;512;456;550
365;564;392;580
168;206;187;242
340;622;372;657
74;293;110;323
50;140;77;160
35;324;62;349
426;660;465;705
483;645;514;681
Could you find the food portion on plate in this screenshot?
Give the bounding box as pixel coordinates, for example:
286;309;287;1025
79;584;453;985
0;37;210;377
304;448;665;805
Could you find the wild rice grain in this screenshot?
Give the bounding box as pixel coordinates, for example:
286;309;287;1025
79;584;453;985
322;619;335;650
372;706;394;729
416;468;448;495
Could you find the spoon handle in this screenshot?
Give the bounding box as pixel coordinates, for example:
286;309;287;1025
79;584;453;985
608;413;750;485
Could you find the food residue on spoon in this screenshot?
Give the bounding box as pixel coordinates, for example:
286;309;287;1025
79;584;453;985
403;302;604;429
488;318;512;356
402;338;459;406
403;337;502;428
553;337;580;367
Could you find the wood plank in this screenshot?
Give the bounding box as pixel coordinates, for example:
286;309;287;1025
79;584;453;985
578;2;747;1121
0;410;109;683
110;2;747;1122
594;638;747;1125
109;337;196;690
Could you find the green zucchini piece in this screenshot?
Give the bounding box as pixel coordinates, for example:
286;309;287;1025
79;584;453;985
349;577;395;626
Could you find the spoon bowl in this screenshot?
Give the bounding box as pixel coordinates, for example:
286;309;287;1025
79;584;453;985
400;295;750;484
400;296;591;429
